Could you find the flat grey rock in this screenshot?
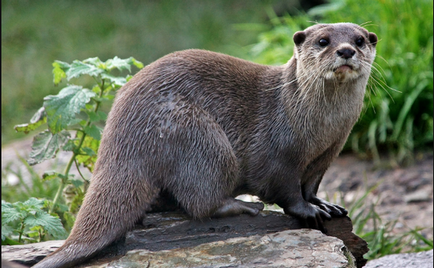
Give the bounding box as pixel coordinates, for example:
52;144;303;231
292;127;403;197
2;211;366;268
98;229;355;268
365;249;433;268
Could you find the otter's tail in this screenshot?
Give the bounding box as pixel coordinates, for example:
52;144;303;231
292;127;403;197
32;236;115;268
32;171;156;268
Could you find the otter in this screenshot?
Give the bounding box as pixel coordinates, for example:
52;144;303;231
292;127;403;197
33;23;377;268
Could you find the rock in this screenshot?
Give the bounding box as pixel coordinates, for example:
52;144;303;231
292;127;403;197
1;211;368;268
364;249;433;268
1;259;28;268
104;229;355;268
404;189;432;203
1;240;63;266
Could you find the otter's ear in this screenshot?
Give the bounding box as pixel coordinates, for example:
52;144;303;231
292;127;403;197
293;31;306;46
369;32;378;47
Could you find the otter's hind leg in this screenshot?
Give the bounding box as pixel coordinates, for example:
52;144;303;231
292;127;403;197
157;105;262;219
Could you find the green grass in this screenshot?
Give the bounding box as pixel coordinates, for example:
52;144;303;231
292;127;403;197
317;0;433;165
247;0;433;165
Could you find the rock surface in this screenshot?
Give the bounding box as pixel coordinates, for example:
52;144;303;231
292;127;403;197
2;211;366;268
103;229;354;268
364;249;433;268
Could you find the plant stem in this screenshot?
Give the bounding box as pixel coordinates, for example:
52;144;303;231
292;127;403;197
18;220;25;243
38;228;42;242
50;146;78;214
49;80;106;213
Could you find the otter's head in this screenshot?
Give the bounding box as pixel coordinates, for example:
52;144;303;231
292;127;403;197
292;23;377;83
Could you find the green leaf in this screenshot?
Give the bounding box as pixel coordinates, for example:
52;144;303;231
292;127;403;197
86;111;101;122
27;226;43;239
20;198;44;218
70;179;84;188
24;211;67;239
81;146;97;156
94;93;115;103
91;85;101;94
101;73;127;87
69;118;84;127
42;171;60;181
14;120;46;134
128;57;144;69
62;139;77;151
30;107;47;124
104;94;115;101
105;56;132;72
28;130;70;165
43;85;96;133
76;134;99;172
97;111;107;121
83;57;104;68
22;197;45;210
52;61;70;85
14;107;47;134
84;125;102;140
86;111;107;123
1;200;14;210
1;224;15;241
126;74;134;82
79;119;87;127
4;198;67;240
66;60;104;80
1;201;22;225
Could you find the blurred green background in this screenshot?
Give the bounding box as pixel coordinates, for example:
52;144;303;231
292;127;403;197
1;0;296;144
2;0;433;164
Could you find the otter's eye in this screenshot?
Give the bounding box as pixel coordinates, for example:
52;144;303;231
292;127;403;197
319;38;329;47
355;37;365;47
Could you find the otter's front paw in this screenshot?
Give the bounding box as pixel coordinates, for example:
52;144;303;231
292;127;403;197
284;202;331;233
310;197;347;217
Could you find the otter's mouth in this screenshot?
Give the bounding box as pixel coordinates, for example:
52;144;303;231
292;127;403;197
334;65;355;74
334;65;353;73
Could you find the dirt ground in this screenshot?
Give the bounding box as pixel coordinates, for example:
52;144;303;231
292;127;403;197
2;138;433;244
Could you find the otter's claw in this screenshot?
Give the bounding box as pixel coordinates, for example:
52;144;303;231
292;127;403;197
310;197;347;217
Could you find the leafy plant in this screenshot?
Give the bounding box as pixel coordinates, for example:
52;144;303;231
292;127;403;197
13;56;143;216
1;198;67;244
242;8;311;65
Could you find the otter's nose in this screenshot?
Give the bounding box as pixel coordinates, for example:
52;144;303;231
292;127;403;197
336;48;356;59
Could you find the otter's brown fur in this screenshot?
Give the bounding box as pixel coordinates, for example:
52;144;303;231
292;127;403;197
33;23;377;268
